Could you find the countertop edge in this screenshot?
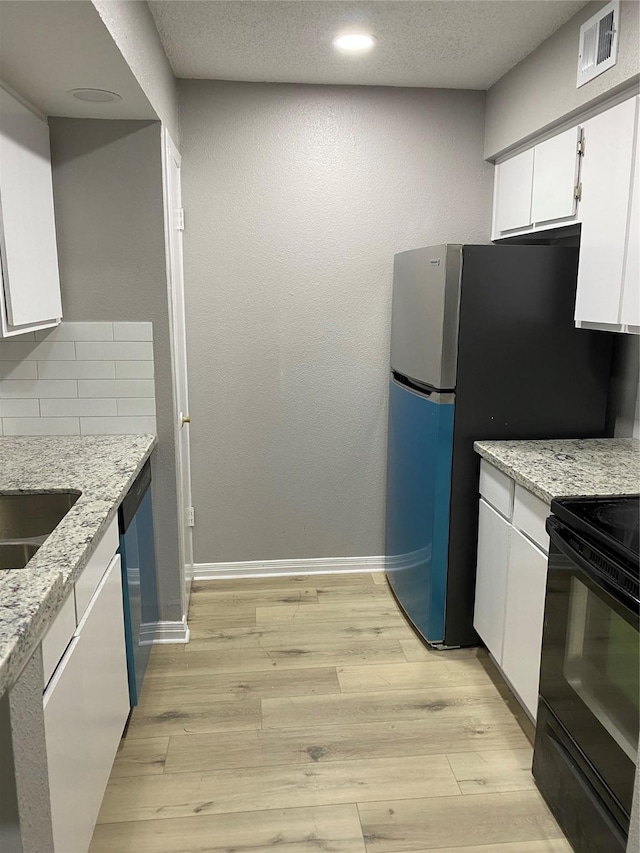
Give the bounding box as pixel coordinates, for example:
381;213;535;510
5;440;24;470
474;438;640;504
474;442;555;503
0;435;156;697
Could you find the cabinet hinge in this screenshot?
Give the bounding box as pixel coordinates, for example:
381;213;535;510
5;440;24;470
186;506;195;527
176;208;185;231
574;183;582;201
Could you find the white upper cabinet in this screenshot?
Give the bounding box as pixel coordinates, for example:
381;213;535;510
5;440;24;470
0;86;62;337
492;94;639;334
530;126;582;225
574;96;639;331
493;149;534;233
492;127;581;239
620;105;639;328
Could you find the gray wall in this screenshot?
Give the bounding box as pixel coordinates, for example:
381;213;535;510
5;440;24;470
485;0;640;159
180;80;493;564
49;118;182;621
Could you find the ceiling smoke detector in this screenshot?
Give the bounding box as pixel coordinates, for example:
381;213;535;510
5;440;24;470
68;88;122;103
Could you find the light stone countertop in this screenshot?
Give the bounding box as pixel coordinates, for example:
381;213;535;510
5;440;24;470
0;434;156;696
474;438;640;504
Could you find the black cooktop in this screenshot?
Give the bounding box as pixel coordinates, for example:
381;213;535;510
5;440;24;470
551;495;640;569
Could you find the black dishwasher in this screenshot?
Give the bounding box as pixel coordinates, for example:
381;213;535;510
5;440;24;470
118;460;158;707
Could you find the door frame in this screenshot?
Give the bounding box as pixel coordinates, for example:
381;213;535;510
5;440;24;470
161;127;194;622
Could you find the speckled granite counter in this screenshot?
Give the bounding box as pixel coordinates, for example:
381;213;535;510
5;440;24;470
0;435;156;696
474;438;640;504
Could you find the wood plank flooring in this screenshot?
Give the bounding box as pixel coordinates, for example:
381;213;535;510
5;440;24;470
90;573;570;853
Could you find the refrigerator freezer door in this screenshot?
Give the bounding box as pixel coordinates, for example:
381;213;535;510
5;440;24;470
390;245;462;390
385;376;454;644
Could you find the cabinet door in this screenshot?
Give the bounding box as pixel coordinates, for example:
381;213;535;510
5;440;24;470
494;149;534;234
473;498;511;664
621;110;640;328
43;636;93;853
0;88;62;330
531;126;581;224
78;554;129;833
501;528;548;720
575;97;637;325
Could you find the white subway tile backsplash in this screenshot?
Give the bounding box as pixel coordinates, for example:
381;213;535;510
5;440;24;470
0;361;38;380
3;418;80;436
75;341;153;361
0;321;156;437
35;322;114;342
0;341;76;361
1;380;78;399
115;361;154;379
116;398;156;416
7;332;36;341
37;361;116;380
113;322;153;341
40;398;118;418
80;416;156;435
78;379;154;399
0;399;40;417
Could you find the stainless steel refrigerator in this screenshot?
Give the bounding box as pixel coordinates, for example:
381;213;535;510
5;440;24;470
385;244;612;648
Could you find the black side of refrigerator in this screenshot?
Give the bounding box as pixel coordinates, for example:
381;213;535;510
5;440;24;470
443;245;613;648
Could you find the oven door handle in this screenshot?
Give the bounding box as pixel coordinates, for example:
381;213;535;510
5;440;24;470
547;518;639;612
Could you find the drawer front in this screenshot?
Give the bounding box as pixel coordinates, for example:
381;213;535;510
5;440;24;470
74;515;118;622
479;459;515;520
42;591;76;688
513;485;551;553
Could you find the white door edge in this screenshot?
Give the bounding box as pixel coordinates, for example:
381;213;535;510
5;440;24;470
161;126;194;622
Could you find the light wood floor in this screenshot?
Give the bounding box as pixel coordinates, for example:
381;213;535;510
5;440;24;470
90;573;571;853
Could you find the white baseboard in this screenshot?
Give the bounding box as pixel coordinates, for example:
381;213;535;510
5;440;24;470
193;555;386;581
139;616;190;645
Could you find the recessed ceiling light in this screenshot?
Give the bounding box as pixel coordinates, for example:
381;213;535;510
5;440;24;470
68;88;122;103
333;33;376;52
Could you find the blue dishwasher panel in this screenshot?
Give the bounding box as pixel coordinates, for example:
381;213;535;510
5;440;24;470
385;378;454;644
119;486;157;706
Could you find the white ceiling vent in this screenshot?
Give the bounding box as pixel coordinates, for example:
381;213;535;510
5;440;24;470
577;0;619;88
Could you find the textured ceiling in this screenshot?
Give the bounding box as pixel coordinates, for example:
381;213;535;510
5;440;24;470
149;0;588;89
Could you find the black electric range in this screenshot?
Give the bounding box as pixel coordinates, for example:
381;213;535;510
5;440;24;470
533;493;640;853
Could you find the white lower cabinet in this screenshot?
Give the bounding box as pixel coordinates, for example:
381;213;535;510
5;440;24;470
79;554;130;831
43;554;129;853
474;459;551;723
473;498;511;664
43;635;92;853
501;528;548;720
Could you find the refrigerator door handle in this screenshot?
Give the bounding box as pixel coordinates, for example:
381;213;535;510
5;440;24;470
391;371;455;403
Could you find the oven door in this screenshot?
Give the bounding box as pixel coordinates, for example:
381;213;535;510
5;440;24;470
539;517;639;819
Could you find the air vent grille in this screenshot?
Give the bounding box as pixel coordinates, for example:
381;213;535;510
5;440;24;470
577;1;619;88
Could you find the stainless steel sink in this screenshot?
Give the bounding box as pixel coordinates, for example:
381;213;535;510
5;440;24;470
0;541;41;570
0;492;80;569
0;492;79;541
